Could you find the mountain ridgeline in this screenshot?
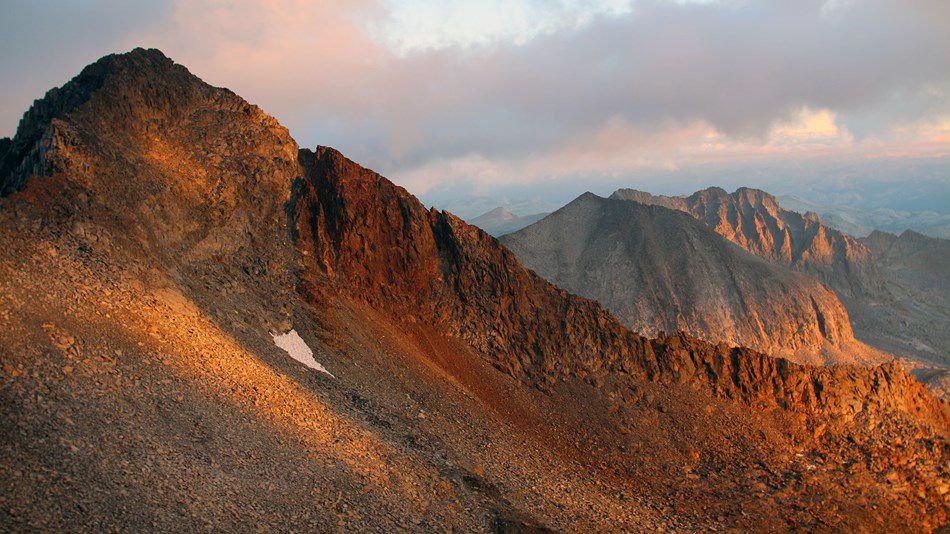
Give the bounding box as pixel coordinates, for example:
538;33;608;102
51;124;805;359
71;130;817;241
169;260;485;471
500;192;879;365
611;187;950;369
610;187;886;298
0;49;948;530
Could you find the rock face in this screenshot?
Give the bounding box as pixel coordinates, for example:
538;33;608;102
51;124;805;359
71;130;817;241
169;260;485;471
1;49;948;531
468;207;548;236
290;148;941;421
613;187;950;371
863;230;949;304
0;49;298;281
499;193;876;365
858;230;950;366
611;187;885;298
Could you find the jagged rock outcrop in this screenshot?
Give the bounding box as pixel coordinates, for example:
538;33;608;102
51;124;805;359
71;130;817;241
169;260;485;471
613;187;950;373
611;187;886;299
499;192;878;365
291;147;943;426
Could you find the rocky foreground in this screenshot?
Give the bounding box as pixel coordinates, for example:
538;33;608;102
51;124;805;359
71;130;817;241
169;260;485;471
0;48;948;531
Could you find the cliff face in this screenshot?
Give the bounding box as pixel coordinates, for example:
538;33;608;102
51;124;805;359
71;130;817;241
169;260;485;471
613;187;950;372
291;148;942;425
293;146;640;387
499;193;876;365
859;230;950;368
611;187;886;299
863;230;950;284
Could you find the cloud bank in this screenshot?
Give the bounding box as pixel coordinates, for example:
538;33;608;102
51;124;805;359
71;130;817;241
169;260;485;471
1;0;947;202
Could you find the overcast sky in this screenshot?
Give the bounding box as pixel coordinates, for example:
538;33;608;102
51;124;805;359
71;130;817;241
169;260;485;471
1;0;947;211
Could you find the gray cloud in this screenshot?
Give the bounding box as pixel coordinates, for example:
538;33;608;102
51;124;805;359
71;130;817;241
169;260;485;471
305;0;949;171
0;0;946;200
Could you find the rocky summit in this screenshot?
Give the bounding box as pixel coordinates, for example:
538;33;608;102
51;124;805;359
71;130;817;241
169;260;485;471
1;49;948;531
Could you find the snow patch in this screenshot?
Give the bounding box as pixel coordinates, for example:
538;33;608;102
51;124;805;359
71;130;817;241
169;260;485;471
272;329;333;377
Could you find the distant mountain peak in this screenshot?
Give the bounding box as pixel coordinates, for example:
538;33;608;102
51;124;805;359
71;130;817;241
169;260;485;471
481;206;516;220
469;205;550;236
501;192;874;365
609;188;648;199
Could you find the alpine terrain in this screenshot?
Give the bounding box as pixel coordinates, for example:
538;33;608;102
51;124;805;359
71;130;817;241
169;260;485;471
0;49;947;531
500;193;883;365
612;188;950;378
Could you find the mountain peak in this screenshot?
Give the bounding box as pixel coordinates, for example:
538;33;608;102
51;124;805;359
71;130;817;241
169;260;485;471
609;187;651;199
698;186;729;196
1;46;297;267
501;192;871;364
561;191;604;209
481;206;516;220
733;186;779;206
899;228;928;240
0;48;207;195
84;47;175;76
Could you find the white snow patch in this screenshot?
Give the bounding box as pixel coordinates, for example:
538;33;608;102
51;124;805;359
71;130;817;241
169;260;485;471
272;329;334;377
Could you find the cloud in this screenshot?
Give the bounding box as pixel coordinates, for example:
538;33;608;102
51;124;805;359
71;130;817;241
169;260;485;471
398;106;948;196
0;0;947;201
371;0;633;54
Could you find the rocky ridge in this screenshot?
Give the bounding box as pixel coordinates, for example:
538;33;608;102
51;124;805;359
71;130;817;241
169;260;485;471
611;187;886;298
499;192;880;365
293;148;939;422
612;186;950;371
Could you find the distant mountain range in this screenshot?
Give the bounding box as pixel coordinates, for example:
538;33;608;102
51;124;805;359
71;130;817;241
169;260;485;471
610;187;888;299
779;195;950;239
501;186;948;397
467;207;549;236
446;177;950;241
421;193;559;220
500;192;882;365
607;187;949;369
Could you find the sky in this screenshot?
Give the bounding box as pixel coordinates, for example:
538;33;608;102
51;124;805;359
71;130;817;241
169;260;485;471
1;0;948;215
